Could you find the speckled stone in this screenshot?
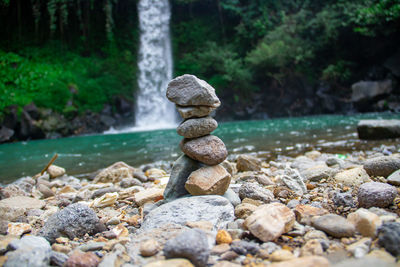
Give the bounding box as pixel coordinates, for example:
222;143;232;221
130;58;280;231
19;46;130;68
357;182;397;208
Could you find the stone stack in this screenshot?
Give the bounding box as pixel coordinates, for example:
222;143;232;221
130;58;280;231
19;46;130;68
164;74;231;201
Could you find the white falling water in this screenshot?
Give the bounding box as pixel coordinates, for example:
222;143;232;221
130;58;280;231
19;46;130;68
135;0;176;129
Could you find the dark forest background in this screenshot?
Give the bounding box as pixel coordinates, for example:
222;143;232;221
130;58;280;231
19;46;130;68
0;0;399;141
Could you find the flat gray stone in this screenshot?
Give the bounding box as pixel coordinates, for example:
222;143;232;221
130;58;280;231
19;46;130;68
163;155;203;202
176;105;216;119
357;119;400;139
312;214;356;238
357;182;397;208
180;135;228;165
167;74;221;107
141;195;234;231
363;156;400;177
177;116;218;138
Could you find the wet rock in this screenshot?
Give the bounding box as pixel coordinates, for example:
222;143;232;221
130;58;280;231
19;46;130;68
50;251;69;267
141;195;234;231
164;155;202;202
312;214;356;238
176;105;216;119
93;162;135;183
38;203;103;243
166;74;221;107
230;240;260;255
334;167;371;187
357;182;397;208
180;135;228;165
377;222;400;256
163;229;210;267
333;191;355;207
282;167;307;196
357;119;400;139
238;183;274;203
177;116;218;138
387;169;400;185
294;204;329;225
363;156;400;177
268;256;330;267
244;203;295;242
144;259;194;267
64;250;100;267
185;165;231;196
0;196;45;221
236;155;262;172
347;208;382;237
222;188;241;207
5;235;51;267
47;165;66;179
139;239;160;257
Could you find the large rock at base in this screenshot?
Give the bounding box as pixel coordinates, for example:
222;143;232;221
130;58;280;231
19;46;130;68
236;155;262;172
357;182;397;208
176;105;215;119
140;195;234;231
163;229;210;267
244;203;295;242
0;196;45;221
357;119;400;139
166;74;221;107
38;203;104;243
363;156;400;178
93;161;135;183
185;165;231;196
351;80;392;102
180;135;228;165
177;116;218;138
5;235;51;267
164;155;203;202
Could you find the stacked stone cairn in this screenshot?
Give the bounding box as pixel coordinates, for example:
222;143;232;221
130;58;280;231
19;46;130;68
163;74;231;201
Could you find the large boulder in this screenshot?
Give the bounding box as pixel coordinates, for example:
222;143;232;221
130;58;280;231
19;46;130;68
141;195;234;231
357;119;400;139
166;74;220;107
351;80;392;102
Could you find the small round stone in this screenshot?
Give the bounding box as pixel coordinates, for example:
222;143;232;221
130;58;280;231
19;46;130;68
216;230;233;244
140;239;160;257
357;182;397;208
180;135;228;165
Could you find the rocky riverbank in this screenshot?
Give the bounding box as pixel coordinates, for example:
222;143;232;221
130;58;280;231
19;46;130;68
0;146;400;267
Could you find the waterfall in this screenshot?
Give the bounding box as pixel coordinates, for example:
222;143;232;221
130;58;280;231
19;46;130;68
135;0;176;129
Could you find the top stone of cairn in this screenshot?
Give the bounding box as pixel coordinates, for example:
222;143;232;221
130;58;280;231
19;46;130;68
166;74;221;108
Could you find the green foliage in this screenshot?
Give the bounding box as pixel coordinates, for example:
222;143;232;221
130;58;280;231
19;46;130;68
322;60;353;83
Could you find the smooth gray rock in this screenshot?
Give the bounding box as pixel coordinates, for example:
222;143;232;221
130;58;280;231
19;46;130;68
180;135;228;165
38;203;104;243
223;188;241;207
163;229;210;267
377;222;400;256
312;214;356;238
238;183;274;203
357;119;400;139
120;177;142;188
351;80;392;102
177;116;218;138
358;182;397;208
176;105;216;119
5;235;51;267
141;195;234;231
164;155;203;202
363;156;400;177
387;169;400;186
166;74;221;107
282;167;307;196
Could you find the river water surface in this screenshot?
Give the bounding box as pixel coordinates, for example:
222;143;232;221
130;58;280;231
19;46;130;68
1;113;399;183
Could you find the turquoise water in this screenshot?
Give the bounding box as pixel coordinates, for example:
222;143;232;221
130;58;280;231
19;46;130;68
1;113;399;183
